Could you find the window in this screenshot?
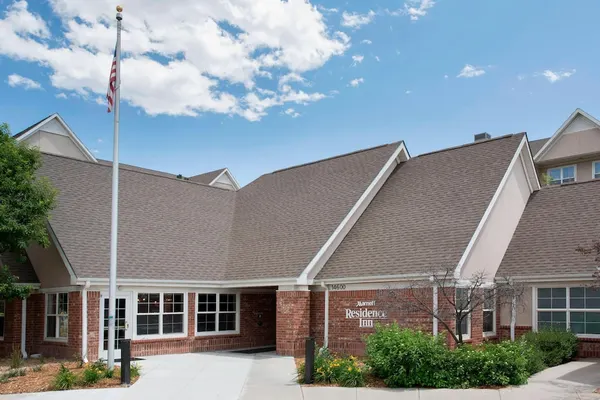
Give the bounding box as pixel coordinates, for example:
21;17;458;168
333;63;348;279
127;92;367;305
136;293;185;337
483;289;496;335
536;287;600;336
46;293;68;340
0;301;5;339
456;288;471;339
593;161;600;180
196;293;239;335
547;166;575;185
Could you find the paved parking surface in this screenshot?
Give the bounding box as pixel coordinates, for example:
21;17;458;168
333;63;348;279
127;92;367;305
3;353;600;400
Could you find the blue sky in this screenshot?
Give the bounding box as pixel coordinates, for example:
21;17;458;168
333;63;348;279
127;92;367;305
1;0;598;185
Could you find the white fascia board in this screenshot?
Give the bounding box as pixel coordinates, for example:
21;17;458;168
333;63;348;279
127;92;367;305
313;272;431;285
454;136;528;279
16;114;97;162
75;276;296;288
296;142;410;285
502;274;595;283
534;108;600;161
209;168;241;190
520;135;541;191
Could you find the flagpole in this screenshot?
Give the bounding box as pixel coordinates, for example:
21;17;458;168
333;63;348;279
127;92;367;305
107;5;123;370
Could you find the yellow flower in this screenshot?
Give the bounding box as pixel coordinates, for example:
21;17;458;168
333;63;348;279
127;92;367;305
348;367;352;371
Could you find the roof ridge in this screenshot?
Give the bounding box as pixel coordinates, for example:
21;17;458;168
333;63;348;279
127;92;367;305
12;113;56;139
269;141;402;174
415;133;524;158
41;152;232;191
191;168;227;178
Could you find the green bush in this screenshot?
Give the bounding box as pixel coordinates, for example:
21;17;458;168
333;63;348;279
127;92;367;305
81;365;102;386
365;324;448;388
295;348;365;387
523;329;578;367
32;365;43;373
130;362;142;379
10;346;23;369
53;364;77;390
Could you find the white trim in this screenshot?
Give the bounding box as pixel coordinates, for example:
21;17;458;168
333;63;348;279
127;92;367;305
46;223;78;285
507;274;595;283
482;289;496;337
194;291;241;337
98;291;133;360
593;161;600;179
132;291;188;340
44;292;69;342
38;286;81;293
321;282;329;348
314;273;431;286
208;168;241;190
523;135;542;191
15;113;97;162
76;277;295;288
534;108;600;161
21;298;27;359
432;286;438;335
547;164;577;185
454;136;528;279
510;294;516;341
81;286;88;363
298;142;410;285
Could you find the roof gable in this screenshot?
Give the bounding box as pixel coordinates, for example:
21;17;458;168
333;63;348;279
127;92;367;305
190;168;240;190
14;113;97;162
535;109;600;162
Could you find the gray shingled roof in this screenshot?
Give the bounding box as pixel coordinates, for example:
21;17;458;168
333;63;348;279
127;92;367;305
40;154;236;281
226;142;401;280
39;142;399;281
317;134;525;280
498;179;600;278
529;138;549;156
96;159;178;180
0;253;39;284
189;168;226;185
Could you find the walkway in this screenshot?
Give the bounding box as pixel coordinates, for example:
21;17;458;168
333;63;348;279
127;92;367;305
3;354;600;399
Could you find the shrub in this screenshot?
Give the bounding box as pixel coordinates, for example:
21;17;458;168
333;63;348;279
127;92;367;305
365;324;448;388
296;361;305;384
53;364;77;390
10;346;23;369
32;365;43;373
523;329;578;367
296;348;365;387
2;368;26;379
131;362;142;379
81;365;102;386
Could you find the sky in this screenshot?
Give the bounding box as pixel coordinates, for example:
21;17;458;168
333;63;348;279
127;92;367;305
0;0;598;186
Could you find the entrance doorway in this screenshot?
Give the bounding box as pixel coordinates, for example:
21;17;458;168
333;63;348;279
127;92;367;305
99;292;132;360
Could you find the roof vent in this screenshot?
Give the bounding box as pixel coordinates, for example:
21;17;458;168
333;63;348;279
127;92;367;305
474;132;491;142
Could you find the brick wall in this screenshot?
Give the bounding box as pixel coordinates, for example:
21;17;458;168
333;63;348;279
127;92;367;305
276;290;310;356
129;292;276;358
87;291;100;361
310;292;325;347
0;299;22;357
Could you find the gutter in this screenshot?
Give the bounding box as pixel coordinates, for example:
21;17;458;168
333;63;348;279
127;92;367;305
82;280;90;363
320;282;329;348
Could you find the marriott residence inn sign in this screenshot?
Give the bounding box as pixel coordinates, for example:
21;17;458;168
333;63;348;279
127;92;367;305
345;300;388;328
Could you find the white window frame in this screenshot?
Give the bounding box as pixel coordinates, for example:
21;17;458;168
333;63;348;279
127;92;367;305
456;288;471;340
547;165;577;185
44;293;68;342
0;300;5;341
593;161;600;180
533;285;600;339
483;289;496;337
195;292;240;337
133;291;188;340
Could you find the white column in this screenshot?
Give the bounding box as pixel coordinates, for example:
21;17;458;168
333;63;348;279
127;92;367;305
510;295;516;341
432;286;438;335
82;287;88;362
21;298;27;359
323;285;329;348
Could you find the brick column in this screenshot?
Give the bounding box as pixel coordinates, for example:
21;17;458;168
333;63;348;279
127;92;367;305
276;290;310;357
86;291;101;361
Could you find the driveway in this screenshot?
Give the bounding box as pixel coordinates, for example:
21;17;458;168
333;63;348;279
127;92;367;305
3;354;600;400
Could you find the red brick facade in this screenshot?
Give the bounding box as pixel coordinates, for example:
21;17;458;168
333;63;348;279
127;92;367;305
0;299;22;357
276;290;310;356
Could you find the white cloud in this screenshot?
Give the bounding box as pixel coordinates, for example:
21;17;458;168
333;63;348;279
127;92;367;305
348;77;364;87
517;74;526;81
375;55;380;62
351;54;364;66
341;10;375;29
279;72;307;90
457;64;486;78
55;92;68;99
240;89;326;121
7;73;42;90
97;138;103;143
539;69;576;83
0;0;348;120
317;5;338;14
283;107;300;118
405;90;412;94
91;148;100;154
387;0;435;21
361;39;372;45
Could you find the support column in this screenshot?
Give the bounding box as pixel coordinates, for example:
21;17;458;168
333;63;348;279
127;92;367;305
21;298;27;359
276;288;310;357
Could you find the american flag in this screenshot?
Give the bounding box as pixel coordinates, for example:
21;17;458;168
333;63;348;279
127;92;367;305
106;47;117;113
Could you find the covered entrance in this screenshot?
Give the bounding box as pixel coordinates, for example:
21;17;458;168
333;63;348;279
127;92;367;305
99;292;133;360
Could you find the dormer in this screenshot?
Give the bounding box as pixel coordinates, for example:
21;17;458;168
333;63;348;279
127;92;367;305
13;113;97;162
532;109;600;185
189;168;240;191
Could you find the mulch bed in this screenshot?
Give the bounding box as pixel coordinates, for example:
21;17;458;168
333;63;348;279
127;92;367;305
0;361;139;394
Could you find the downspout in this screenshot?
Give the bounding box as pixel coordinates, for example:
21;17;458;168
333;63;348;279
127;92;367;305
432;285;438;335
82;280;90;363
21;298;27;359
510;294;516;341
320;282;329;348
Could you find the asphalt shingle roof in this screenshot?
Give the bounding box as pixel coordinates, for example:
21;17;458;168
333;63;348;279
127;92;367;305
317;134;525;280
529;138;549;156
39;142;399;281
0;253;39;284
498;179;600;278
190;169;226;185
